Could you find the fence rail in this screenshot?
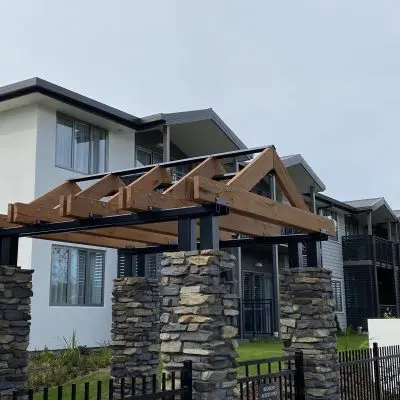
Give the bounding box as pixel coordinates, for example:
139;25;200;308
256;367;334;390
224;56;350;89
339;343;400;400
4;361;192;400
236;352;304;400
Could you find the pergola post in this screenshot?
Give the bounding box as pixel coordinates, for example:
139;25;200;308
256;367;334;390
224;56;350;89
160;250;238;399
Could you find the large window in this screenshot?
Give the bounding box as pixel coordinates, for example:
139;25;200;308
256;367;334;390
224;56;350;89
50;245;105;306
332;279;344;312
321;209;339;242
56;115;108;174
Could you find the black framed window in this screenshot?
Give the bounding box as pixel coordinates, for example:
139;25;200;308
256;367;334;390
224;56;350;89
332;279;344;312
56;115;108;174
50;245;105;306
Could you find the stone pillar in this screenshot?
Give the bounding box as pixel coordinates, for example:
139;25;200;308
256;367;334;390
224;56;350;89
111;277;160;395
160;250;238;400
0;266;33;399
280;267;339;400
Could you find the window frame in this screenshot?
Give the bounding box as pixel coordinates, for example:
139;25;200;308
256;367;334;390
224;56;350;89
55;113;109;175
49;244;106;307
321;209;339;242
332;278;344;313
135;146;163;167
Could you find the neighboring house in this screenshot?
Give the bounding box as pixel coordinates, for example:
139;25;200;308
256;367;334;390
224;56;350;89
0;78;395;349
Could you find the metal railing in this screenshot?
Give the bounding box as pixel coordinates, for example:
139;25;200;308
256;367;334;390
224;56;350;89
379;304;397;318
339;343;400;400
342;235;398;266
236;352;305;400
7;361;192;399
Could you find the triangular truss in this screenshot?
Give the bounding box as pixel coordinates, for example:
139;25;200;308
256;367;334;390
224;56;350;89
1;146;334;248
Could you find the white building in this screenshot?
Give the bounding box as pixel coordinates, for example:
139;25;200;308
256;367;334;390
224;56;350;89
0;78;352;350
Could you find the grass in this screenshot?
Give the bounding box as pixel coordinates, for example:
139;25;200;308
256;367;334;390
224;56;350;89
32;334;367;399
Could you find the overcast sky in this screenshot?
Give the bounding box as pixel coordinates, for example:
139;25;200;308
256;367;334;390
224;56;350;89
1;1;399;206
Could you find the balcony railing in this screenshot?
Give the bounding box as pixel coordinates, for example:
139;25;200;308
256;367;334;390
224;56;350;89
342;235;398;266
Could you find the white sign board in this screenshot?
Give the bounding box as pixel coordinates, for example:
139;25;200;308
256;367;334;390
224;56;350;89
368;319;400;347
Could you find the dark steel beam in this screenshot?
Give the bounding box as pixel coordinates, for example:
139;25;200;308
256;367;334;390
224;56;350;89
69;146;272;182
119;233;329;255
199;215;220;250
178;218;197;251
0;236;19;265
288;242;301;269
0;202;230;238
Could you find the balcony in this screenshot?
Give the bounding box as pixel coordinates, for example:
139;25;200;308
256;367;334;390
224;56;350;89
342;235;399;267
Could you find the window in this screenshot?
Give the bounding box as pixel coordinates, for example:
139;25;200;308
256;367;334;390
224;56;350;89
321;209;339;242
135;147;189;181
50;245;105;306
332;279;344;312
56;115;108;174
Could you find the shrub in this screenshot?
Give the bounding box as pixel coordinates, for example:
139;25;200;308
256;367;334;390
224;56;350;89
28;332;112;391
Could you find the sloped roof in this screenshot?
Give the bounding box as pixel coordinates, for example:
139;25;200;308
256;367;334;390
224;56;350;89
281;154;326;192
345;198;383;209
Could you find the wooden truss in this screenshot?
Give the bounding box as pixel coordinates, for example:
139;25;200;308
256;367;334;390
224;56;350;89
1;146;334;248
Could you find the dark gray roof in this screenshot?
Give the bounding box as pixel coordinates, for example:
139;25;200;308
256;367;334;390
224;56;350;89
344;198;383;209
141;108;247;151
0;77;164;130
281;154;326;192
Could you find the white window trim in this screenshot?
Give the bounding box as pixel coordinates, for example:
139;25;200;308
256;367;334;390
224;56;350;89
55;113;109;175
332;278;345;314
49;244;106;307
135;146;163;167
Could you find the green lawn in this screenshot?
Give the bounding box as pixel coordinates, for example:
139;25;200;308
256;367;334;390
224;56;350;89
32;335;367;399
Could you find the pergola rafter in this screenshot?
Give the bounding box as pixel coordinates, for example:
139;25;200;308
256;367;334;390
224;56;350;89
0;146;335;254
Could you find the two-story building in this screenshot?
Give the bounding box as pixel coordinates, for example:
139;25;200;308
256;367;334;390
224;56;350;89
0;77;396;349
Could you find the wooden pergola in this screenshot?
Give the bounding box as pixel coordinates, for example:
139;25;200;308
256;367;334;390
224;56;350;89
0;146;334;263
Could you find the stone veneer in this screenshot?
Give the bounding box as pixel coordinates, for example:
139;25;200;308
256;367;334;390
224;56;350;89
110;277;160;395
160;250;238;400
280;267;339;400
0;265;33;399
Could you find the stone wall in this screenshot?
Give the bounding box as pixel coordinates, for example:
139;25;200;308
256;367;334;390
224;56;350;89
160;250;238;400
280;267;339;400
110;277;160;395
0;265;33;399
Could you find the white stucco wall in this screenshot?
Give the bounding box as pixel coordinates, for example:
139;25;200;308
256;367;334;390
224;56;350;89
0;105;38;274
27;105;137;350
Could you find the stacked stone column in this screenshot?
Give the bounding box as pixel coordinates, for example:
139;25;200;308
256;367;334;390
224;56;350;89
0;265;33;399
111;277;160;396
160;250;238;400
280;267;339;400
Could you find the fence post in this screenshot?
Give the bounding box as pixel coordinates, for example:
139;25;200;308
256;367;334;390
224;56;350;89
373;342;382;400
294;351;305;400
181;360;193;400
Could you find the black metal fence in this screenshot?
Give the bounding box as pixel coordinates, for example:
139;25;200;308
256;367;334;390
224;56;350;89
4;361;192;400
236;352;305;400
339;343;400;400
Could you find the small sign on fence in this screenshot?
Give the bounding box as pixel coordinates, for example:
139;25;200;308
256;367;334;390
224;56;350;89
259;383;279;399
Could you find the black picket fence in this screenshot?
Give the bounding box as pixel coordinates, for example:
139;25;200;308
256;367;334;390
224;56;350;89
2;361;192;400
236;351;305;400
339;343;400;400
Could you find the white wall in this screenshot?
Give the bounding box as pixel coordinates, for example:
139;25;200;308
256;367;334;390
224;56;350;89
27;106;137;349
0;105;38;272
